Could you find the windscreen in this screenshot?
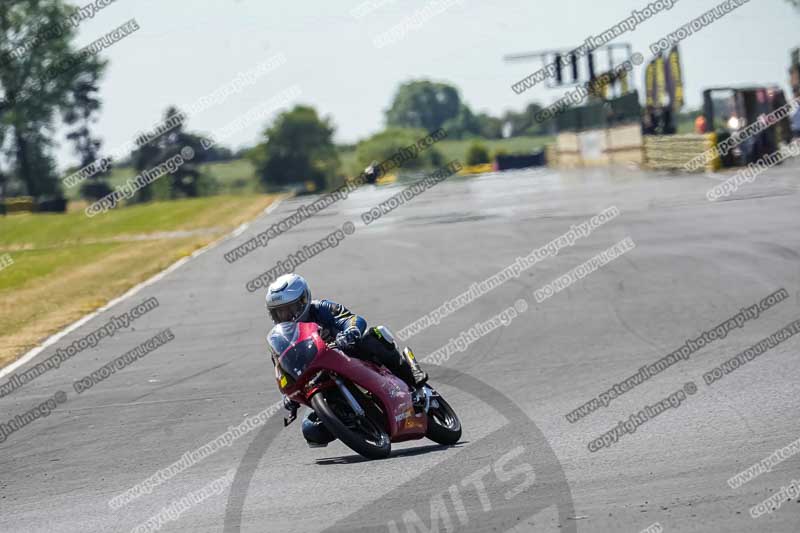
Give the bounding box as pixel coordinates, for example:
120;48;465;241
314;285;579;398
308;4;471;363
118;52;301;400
277;338;318;380
267;322;319;380
267;322;300;359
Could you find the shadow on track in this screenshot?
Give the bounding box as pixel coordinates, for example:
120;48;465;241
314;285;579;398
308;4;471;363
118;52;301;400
314;442;467;465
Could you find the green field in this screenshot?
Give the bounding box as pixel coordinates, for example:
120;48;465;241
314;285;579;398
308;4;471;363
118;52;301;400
0;194;266;250
62;135;552;200
338;135;553;175
202;159;260;193
0;194;278;367
437;136;553;164
63;159;260;200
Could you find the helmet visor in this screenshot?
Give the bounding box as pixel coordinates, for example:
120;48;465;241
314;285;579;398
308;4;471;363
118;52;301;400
268;294;308;323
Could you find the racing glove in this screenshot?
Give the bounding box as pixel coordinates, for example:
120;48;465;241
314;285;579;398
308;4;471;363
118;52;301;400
335;328;361;351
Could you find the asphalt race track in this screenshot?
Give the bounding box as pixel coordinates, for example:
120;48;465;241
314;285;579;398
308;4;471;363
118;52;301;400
1;163;799;532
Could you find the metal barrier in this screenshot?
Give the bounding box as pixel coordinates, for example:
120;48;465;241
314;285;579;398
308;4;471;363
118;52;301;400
4;197;36;214
1;196;68;214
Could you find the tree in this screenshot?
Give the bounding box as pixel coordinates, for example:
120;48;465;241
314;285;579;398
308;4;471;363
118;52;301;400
354;128;443;173
204;144;234;163
63;68;112;200
386;80;462;133
0;1;105;198
130;106;212;201
475;113;504;139
386;80;549;139
465;142;490;165
442;104;482;140
253;105;339;191
502;102;549;137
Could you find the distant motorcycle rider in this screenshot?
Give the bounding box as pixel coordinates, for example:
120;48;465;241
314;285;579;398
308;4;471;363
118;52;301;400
363;161;381;184
265;273;427;446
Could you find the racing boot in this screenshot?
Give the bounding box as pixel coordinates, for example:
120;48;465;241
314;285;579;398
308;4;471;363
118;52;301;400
302;411;335;448
402;347;428;387
362;327;428;409
401;347;429;412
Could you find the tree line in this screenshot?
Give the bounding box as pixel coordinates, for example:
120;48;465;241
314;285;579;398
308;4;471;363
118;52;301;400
0;1;565;209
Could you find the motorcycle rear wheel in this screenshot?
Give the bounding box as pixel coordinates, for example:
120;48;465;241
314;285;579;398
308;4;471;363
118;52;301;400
311;391;391;459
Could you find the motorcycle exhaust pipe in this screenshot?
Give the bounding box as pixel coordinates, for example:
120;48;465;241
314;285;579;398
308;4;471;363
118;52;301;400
334;377;365;417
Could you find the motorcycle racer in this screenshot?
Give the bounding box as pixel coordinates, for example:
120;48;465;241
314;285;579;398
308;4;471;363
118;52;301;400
265;273;428;446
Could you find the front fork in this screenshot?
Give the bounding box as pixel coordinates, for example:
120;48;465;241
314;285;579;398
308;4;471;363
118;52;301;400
420;383;433;412
333;377;365;416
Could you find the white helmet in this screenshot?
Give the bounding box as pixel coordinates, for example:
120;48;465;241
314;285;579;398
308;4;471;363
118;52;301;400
265;274;311;324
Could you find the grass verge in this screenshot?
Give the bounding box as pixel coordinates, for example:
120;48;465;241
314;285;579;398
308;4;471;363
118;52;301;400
0;194;278;368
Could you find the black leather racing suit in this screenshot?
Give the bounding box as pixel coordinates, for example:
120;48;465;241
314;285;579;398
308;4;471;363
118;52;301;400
307;299;416;388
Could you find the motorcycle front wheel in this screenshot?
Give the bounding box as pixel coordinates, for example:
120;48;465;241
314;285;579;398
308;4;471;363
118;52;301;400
425;392;462;445
311;390;391;459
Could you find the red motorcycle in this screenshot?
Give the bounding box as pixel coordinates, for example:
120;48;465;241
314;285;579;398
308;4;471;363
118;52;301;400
270;322;462;459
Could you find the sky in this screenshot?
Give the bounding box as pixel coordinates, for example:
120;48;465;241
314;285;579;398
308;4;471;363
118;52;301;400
55;0;799;168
